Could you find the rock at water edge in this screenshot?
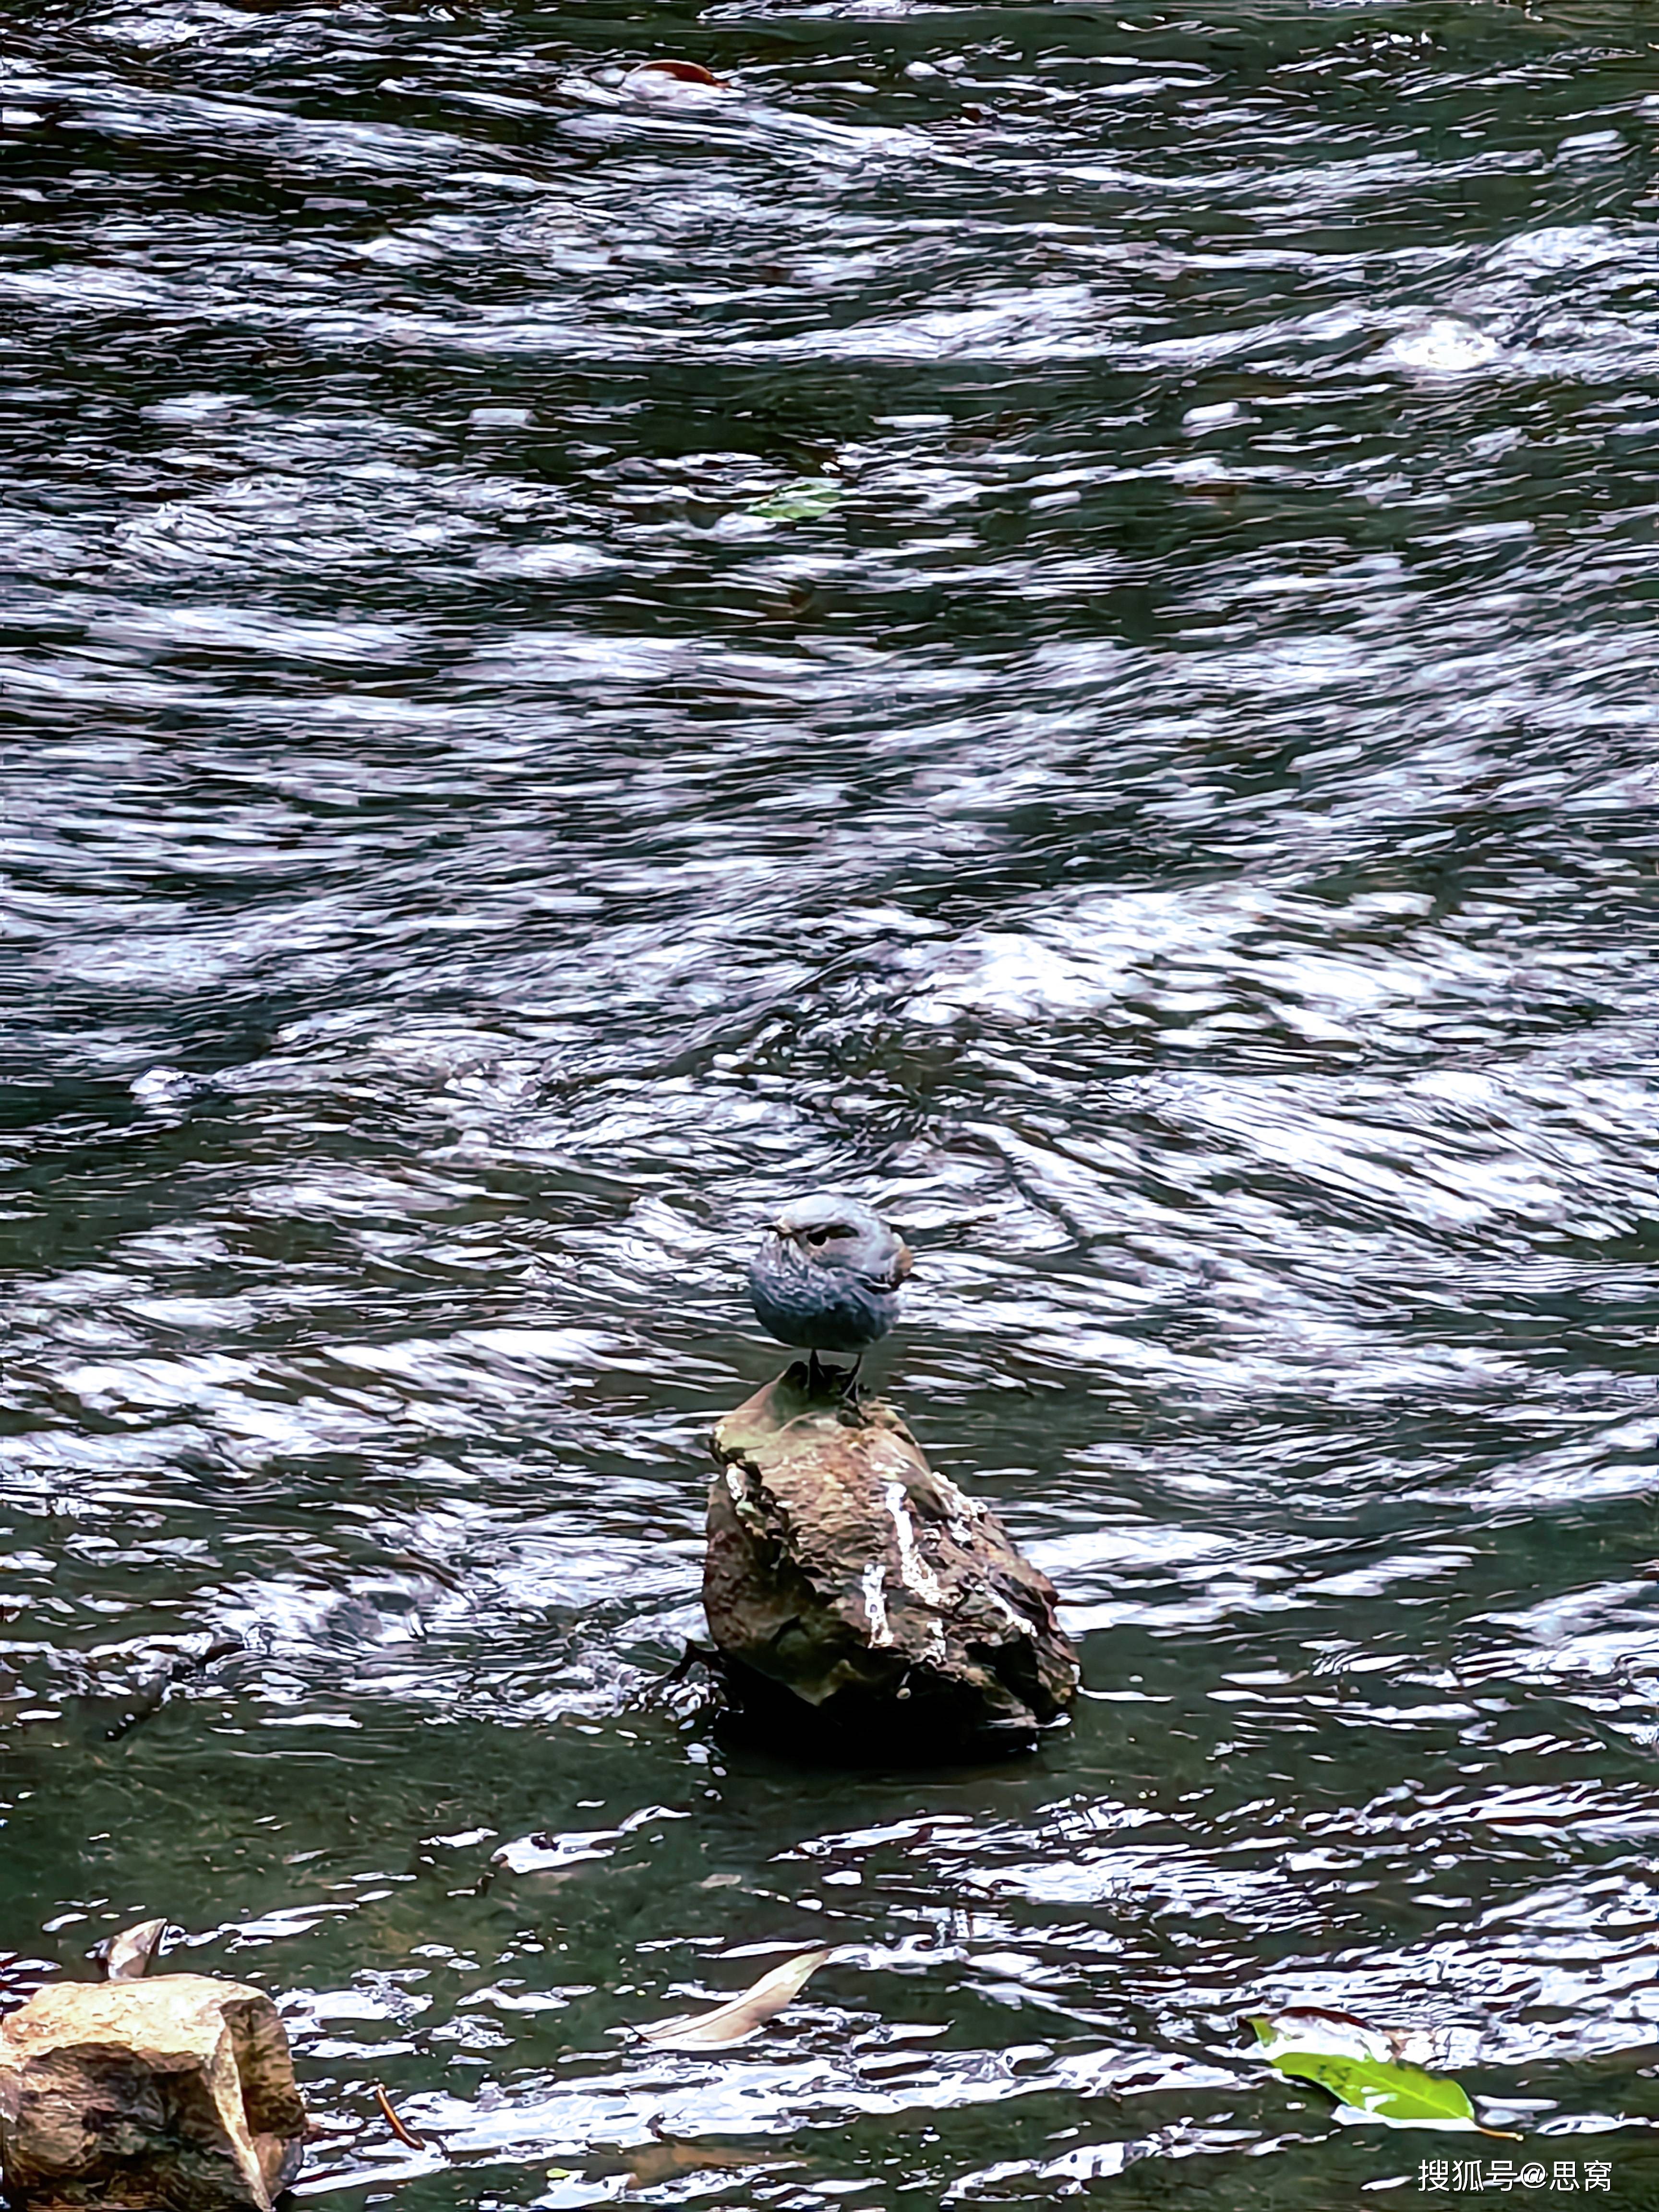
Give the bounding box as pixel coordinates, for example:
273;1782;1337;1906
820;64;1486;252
0;1974;306;2211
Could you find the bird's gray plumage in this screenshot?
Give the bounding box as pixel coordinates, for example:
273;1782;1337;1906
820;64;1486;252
747;1194;911;1360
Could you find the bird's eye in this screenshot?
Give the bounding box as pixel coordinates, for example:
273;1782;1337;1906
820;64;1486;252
806;1224;852;1246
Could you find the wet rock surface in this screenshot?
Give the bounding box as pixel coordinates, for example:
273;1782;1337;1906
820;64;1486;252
705;1366;1078;1755
0;1976;306;2212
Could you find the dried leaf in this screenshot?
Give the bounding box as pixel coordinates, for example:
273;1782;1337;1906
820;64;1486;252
621;2138;794;2189
637;1947;832;2050
99;1919;169;1981
492;1807;690;1878
492;1829;617;1876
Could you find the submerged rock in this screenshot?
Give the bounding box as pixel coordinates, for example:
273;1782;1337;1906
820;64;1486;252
705;1364;1077;1754
0;1975;305;2212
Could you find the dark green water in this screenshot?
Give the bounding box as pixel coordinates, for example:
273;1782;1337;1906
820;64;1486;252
5;0;1659;2203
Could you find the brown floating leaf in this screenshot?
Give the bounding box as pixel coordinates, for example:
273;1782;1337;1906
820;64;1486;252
99;1919;169;1981
637;1947;832;2050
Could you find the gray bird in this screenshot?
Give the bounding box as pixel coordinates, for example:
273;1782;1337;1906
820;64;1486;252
747;1194;912;1389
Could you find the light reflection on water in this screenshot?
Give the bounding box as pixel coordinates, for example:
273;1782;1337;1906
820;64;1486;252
5;0;1659;2201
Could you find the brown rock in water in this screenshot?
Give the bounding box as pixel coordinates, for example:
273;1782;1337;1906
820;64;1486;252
705;1364;1078;1753
0;1975;305;2211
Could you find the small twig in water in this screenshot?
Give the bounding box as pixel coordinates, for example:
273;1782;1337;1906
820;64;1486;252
632;1639;717;1713
372;2083;426;2151
104;1636;244;1742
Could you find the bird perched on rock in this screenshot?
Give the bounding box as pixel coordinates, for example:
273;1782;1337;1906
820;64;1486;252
747;1194;911;1389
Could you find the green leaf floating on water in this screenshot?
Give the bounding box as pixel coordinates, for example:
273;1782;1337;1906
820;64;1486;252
745;478;843;520
1250;2009;1486;2133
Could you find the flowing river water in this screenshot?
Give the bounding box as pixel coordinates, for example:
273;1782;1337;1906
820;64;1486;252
5;0;1659;2203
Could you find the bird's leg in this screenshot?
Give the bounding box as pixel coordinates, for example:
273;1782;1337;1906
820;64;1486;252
838;1356;863;1404
807;1350;824;1395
